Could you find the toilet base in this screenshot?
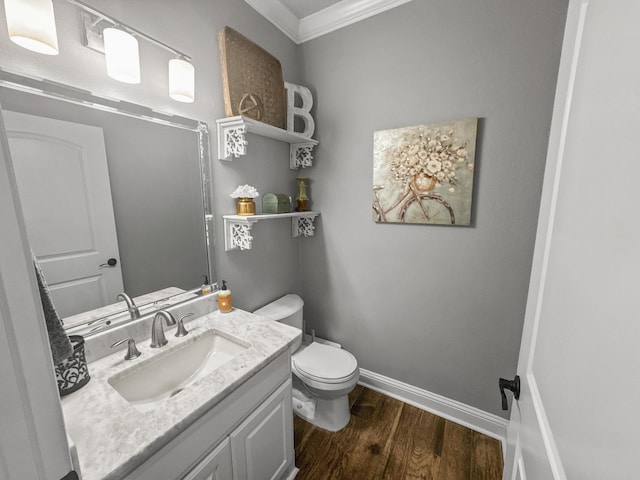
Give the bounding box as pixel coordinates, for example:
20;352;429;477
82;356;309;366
311;395;351;432
292;380;352;432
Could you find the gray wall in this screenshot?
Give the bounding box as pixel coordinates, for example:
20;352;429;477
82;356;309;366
299;0;569;417
0;0;305;311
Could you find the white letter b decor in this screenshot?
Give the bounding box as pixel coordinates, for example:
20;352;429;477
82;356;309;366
285;81;315;139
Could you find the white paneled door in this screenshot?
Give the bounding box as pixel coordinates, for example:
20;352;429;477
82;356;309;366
503;0;640;478
3;111;124;317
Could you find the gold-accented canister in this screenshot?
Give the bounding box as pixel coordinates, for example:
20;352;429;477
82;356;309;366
236;197;256;215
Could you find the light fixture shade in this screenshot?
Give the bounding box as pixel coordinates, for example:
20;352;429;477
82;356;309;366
4;0;59;55
103;27;140;84
169;58;195;103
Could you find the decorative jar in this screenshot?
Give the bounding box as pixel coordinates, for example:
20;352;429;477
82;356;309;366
236;197;256;215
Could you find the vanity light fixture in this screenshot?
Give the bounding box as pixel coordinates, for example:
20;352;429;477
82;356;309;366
103;27;140;84
68;0;195;101
4;0;59;55
169;57;195;103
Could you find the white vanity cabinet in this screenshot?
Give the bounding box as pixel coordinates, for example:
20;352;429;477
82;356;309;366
184;380;294;480
230;380;293;479
124;352;296;480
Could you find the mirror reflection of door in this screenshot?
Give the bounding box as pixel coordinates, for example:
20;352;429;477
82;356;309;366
3;110;124;317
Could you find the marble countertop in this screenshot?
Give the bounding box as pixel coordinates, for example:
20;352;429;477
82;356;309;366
61;308;300;480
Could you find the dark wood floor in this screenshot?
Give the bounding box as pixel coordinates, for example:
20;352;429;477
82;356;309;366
294;385;503;480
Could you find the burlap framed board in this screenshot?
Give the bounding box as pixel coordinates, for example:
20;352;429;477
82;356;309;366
217;26;286;129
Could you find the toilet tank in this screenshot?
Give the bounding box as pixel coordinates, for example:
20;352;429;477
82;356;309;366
253;294;304;331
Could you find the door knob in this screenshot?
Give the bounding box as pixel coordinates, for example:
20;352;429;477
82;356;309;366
499;375;520;410
99;258;118;268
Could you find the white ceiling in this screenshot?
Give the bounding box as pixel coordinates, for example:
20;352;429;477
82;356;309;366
279;0;342;19
244;0;414;44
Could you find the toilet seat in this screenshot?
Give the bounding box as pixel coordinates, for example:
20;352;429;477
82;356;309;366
292;342;358;385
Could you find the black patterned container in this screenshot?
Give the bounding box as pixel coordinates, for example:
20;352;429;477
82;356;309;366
55;335;90;396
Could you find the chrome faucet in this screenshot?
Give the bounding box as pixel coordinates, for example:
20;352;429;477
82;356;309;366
150;310;176;348
117;292;141;320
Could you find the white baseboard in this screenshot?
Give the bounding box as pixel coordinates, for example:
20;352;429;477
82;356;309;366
287;466;300;479
358;369;508;447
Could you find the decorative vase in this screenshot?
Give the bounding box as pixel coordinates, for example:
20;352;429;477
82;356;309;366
236;197;256;215
295;177;309;212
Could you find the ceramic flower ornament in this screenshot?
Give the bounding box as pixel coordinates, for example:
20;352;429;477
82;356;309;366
230;184;259;199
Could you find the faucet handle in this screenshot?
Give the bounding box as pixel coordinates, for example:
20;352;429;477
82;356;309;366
111;338;141;360
175;313;193;337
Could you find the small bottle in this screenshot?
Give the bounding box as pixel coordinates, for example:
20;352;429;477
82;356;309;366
217;280;232;313
200;275;212;295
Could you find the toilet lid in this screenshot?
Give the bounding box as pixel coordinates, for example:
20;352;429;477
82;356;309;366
292;343;358;383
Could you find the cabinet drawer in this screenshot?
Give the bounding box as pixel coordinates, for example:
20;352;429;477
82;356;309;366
182;438;232;480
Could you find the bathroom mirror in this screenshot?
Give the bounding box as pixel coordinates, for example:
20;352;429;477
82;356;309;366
0;69;215;334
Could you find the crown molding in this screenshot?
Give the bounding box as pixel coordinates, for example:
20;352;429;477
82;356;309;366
298;0;413;43
245;0;300;43
245;0;414;44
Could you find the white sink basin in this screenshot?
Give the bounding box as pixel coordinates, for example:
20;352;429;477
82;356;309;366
108;330;249;412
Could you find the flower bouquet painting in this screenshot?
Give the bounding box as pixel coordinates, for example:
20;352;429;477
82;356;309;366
372;118;477;225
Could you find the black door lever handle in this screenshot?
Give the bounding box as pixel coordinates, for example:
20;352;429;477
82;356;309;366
499;375;520;410
99;258;118;268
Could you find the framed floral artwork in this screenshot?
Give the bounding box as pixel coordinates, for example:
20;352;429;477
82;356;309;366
372;118;478;225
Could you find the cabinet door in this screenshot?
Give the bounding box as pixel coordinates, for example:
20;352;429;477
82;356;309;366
182;438;232;480
230;380;294;480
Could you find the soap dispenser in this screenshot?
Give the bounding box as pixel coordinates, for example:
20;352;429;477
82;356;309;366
217;280;232;313
200;275;212;295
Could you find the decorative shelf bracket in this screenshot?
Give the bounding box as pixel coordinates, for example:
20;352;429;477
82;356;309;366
290;142;315;169
217;116;317;168
292;215;316;237
223;212;320;251
226;221;253;251
217;117;248;160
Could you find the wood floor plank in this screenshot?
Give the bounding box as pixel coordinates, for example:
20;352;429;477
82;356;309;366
294;411;314;455
295;388;398;479
294;386;503;480
293;385;363;479
294;419;347;479
349;384;385;421
437;421;474;480
330;389;404;479
383;405;446;479
470;431;503;480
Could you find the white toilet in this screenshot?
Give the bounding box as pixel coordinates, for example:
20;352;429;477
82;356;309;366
254;294;359;432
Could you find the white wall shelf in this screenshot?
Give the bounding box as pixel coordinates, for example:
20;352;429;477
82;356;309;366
223;211;320;251
216;116;318;169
